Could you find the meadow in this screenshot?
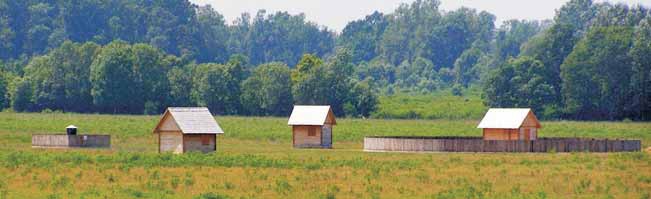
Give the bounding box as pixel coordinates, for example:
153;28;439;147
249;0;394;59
0;112;650;198
371;91;486;120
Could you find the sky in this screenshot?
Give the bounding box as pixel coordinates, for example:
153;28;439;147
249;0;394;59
190;0;651;32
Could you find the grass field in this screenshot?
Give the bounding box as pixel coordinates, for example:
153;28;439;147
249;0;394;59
0;112;650;198
372;92;486;119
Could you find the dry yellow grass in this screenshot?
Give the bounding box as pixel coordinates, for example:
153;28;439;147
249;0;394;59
0;113;650;198
1;138;650;199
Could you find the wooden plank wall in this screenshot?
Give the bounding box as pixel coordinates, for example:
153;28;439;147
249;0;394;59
364;137;641;153
183;134;216;153
32;135;111;148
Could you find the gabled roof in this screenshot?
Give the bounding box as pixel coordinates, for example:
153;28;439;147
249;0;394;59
288;105;336;126
153;107;224;134
477;108;540;129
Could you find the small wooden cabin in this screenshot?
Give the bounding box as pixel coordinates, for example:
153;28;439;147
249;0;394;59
153;107;224;154
288;105;336;148
477;108;541;141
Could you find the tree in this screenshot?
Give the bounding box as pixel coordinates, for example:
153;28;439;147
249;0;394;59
484;56;557;118
454;47;482;87
56;41;99;112
167;67;193;107
292;54;327;105
629;18;651;120
338;11;388;64
132;44;171;114
239;10;335;66
494;20;545;62
561;26;634;120
11;78;33;112
0;71;7;110
346;79;378;117
292;51;358;116
240;62;293;116
90;41;140;114
191;63;240;115
196;5;229;63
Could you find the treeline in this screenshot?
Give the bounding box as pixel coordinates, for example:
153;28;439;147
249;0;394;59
341;2;548;93
484;0;651;120
1;0;545;95
0;41;376;116
0;0;333;67
1;0;650;120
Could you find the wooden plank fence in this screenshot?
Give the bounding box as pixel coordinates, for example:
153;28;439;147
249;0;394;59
32;134;111;148
364;136;641;153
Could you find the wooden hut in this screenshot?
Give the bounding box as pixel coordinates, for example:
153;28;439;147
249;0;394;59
288;105;336;148
477;108;541;141
153;107;224;154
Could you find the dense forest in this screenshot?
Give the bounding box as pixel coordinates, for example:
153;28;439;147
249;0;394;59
0;0;649;120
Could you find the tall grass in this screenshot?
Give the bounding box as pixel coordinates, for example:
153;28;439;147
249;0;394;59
371;92;487;119
0;112;649;198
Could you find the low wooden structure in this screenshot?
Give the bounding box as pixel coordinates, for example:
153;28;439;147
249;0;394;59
32;134;111;148
153;107;224;154
477;108;541;140
288;105;336;148
32;125;110;148
364;136;641;153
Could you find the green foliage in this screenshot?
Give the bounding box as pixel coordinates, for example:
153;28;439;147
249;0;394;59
561;26;634;120
292;51;365;116
495;20;546;62
347;79;378;117
0;1;334;67
10;78;32;112
484;56;557;118
453;48;483;87
1;0;650;121
338;11;388;64
191;63;241;115
629;18;651;120
0;71;6;110
132;44;171;114
167;67;193;107
90;41;141;114
22;41;99;112
240;62;293;116
487;0;651;120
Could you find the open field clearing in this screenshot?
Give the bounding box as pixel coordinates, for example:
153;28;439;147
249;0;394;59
0;112;650;198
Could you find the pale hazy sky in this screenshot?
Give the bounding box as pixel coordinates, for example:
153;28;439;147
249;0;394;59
191;0;651;32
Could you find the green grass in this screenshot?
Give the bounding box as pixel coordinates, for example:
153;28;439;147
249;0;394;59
0;112;650;198
372;92;487;119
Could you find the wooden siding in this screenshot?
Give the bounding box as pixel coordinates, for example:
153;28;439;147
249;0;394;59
160;131;183;154
32;135;110;148
483;127;538;141
364;137;641;153
521;111;540;128
321;124;333;148
183;134;216;153
325;112;336;125
293;125;323;148
158;114;181;131
483;129;520;140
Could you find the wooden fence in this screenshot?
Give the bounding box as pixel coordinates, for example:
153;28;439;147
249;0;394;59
32;134;111;148
364;136;641;153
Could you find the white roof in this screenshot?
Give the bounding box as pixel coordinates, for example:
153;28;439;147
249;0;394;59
477;108;532;129
161;107;224;134
288;105;333;125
